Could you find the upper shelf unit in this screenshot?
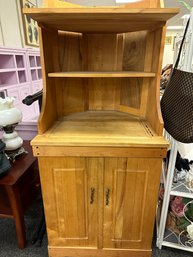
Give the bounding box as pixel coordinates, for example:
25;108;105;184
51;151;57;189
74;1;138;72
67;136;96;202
23;8;179;33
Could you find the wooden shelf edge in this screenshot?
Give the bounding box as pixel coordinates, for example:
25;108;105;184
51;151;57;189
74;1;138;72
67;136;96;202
23;7;179;16
48;71;156;78
31;135;169;148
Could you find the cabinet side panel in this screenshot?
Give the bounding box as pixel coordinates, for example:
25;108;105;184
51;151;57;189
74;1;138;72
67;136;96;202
117;32;147;115
145;27;166;135
56;32;88;116
37;27;59;134
83;34;121;110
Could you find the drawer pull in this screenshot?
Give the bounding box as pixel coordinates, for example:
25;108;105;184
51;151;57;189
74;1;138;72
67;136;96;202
106;189;110;206
90;187;95;204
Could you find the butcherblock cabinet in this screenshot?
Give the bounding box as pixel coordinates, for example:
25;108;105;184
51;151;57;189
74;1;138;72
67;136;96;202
24;1;178;257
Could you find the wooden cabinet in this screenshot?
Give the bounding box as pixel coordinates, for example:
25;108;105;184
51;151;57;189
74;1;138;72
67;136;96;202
24;1;178;256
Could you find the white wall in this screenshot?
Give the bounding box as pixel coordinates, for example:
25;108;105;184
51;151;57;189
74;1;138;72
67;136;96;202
0;0;22;47
162;29;182;67
0;0;42;48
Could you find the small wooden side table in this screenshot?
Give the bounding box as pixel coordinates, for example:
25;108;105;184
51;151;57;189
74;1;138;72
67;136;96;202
0;141;40;249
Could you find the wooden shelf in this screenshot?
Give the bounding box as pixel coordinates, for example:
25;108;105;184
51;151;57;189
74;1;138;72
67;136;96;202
23;8;179;33
48;71;156;78
32;111;168;148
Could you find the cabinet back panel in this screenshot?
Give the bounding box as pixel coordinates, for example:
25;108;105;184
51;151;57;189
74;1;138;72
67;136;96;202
56;77;143;115
83;34;121;71
120;78;142;109
56;32;147;72
122;31;147;71
56;78;88;116
58;31;83;71
54;31;148;115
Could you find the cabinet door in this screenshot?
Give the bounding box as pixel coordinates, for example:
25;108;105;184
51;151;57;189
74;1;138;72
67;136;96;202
103;157;162;249
38;157;102;247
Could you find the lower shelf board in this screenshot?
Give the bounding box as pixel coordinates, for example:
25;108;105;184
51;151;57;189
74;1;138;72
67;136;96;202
171;179;193;198
48;247;152;257
162;229;193;252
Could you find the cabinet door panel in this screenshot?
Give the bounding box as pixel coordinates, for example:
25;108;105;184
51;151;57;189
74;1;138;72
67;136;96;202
38;157;102;247
103;157;162;249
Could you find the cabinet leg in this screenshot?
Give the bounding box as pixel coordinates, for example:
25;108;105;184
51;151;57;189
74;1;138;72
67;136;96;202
6;185;26;249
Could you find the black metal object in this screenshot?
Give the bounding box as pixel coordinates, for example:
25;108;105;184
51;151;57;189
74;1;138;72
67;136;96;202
22;90;43;111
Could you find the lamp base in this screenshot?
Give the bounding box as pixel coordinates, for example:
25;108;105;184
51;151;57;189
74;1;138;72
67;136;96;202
2;131;23;151
5;147;28;162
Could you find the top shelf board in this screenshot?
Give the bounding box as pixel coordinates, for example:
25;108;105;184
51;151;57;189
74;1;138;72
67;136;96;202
23;8;179;33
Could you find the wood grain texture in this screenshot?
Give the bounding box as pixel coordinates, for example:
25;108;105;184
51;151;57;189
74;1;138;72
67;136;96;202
58;31;83;71
55;78;87;116
32;146;167;158
38;157;102;247
48;247;152;257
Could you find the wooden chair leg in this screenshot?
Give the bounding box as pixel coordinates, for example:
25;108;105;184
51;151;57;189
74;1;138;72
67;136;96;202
6;186;26;249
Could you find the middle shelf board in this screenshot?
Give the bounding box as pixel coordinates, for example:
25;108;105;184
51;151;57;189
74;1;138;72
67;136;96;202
48;71;156;78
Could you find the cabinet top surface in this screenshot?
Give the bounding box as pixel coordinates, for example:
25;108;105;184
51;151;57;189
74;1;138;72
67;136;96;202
23;8;179;33
32;111;168;148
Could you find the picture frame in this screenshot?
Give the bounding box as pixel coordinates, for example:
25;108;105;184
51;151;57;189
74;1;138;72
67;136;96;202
165;36;172;45
20;0;39;47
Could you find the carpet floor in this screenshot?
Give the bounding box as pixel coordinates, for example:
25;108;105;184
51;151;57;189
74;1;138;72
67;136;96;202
0;200;192;257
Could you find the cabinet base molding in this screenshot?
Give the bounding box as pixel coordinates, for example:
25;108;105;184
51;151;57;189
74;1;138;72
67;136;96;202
48;247;151;257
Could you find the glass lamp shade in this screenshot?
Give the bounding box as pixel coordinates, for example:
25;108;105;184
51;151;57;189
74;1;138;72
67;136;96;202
0;97;22;126
0;97;23;151
0;108;22;126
